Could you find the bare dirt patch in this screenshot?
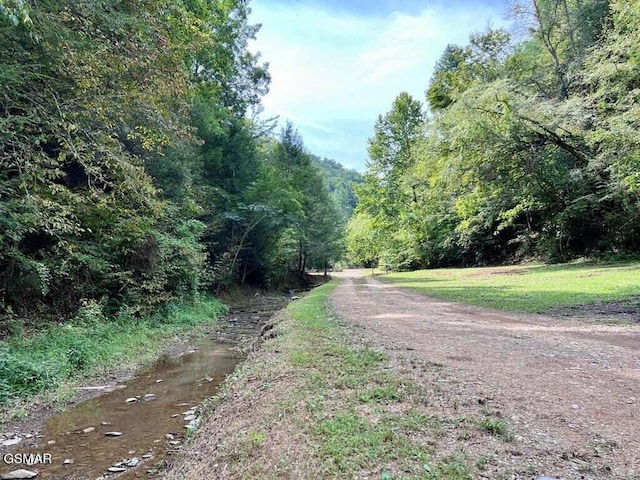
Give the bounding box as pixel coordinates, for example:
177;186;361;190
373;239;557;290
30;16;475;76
550;296;640;323
330;270;640;479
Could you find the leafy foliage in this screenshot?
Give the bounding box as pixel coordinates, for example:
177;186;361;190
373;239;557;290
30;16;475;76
354;0;640;269
242;124;345;283
1;0;342;342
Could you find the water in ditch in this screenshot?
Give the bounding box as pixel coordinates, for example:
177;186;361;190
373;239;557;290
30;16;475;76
0;294;289;480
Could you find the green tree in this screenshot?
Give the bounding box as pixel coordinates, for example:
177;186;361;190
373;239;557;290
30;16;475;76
243;125;344;282
427;29;511;111
0;0;30;25
510;0;610;98
1;0;194;316
355;92;424;269
582;0;640;248
0;0;272;325
345;213;379;267
358;3;631;268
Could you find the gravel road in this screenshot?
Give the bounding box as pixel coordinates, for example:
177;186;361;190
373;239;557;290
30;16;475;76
331;270;640;479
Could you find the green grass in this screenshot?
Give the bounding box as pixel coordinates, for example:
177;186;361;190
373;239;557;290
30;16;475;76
266;281;474;479
477;419;508;438
0;295;226;409
358;385;404;404
380;261;640;314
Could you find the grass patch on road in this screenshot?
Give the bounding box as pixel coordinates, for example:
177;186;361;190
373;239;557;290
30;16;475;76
171;281;477;480
379;261;640;314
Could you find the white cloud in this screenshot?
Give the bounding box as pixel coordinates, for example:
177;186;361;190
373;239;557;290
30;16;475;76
249;1;509;170
357;11;441;83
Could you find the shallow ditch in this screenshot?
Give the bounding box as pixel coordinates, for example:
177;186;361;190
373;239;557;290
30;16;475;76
0;293;292;480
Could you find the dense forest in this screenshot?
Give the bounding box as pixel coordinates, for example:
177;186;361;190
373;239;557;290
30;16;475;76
0;0;357;331
348;0;640;270
3;0;639;330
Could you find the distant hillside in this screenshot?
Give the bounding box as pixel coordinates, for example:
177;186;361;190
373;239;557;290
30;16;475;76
311;156;363;224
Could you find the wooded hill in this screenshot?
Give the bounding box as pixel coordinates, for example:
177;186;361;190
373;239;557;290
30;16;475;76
312;156;363;226
0;0;356;330
348;0;640;270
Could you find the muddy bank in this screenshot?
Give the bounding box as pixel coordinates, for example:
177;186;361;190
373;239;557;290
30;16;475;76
0;290;295;480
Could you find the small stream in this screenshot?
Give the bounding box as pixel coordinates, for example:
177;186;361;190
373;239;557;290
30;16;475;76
0;295;289;480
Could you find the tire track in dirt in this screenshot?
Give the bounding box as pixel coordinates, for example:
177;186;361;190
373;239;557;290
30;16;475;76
330;270;640;479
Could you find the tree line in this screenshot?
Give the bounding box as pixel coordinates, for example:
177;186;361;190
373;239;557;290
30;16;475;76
348;0;640;270
0;0;351;331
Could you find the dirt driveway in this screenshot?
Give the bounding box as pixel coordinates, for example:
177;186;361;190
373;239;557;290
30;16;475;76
330;270;640;479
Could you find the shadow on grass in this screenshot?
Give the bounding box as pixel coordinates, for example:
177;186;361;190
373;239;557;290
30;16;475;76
528;262;640;273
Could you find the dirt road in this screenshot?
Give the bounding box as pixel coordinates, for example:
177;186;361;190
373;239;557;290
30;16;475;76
330;270;640;479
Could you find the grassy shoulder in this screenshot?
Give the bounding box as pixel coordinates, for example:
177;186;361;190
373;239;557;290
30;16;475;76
378;261;640;314
168;281;483;480
0;296;227;421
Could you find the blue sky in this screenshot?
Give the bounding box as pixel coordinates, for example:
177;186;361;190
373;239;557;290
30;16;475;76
249;0;511;171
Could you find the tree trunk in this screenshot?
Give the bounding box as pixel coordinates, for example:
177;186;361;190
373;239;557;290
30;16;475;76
297;239;303;272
